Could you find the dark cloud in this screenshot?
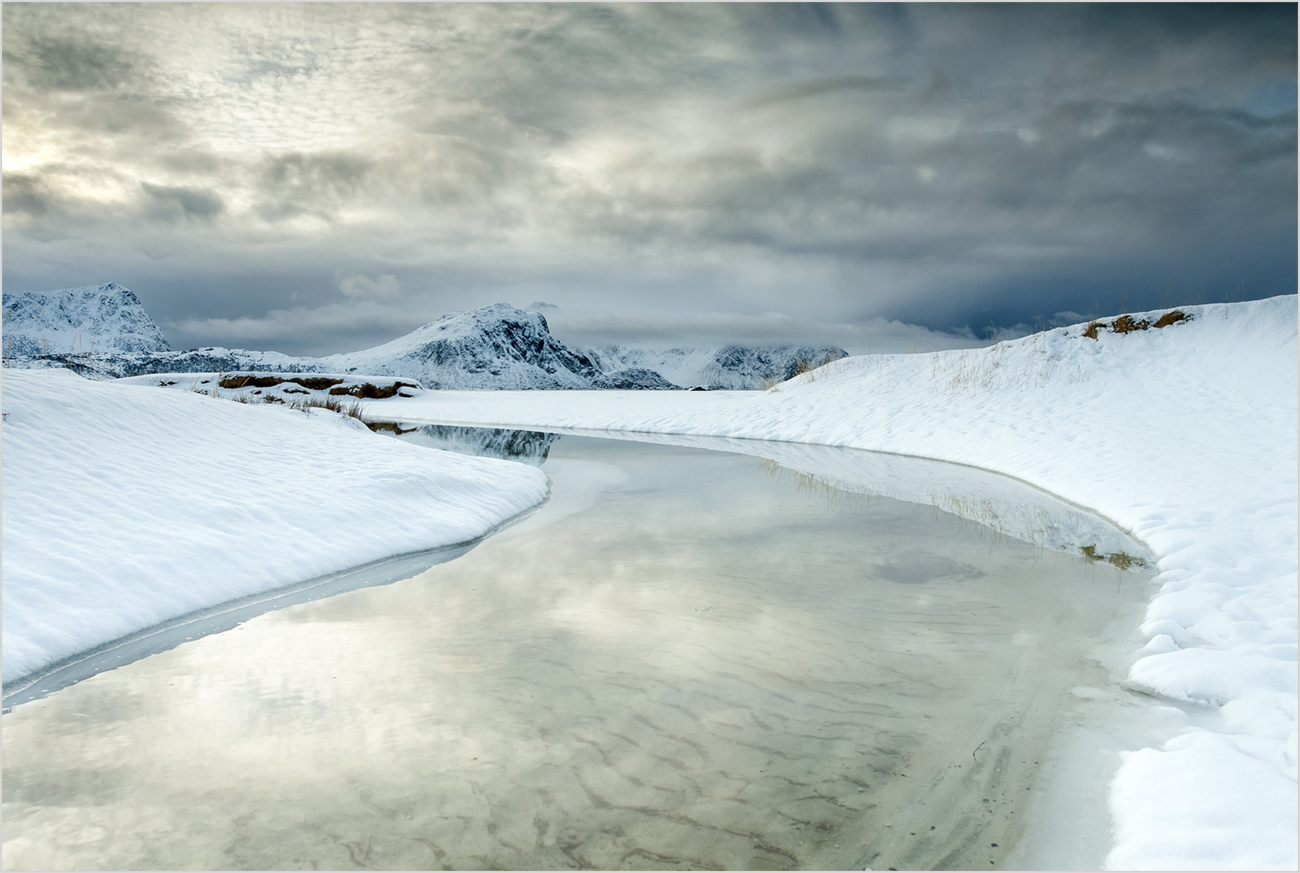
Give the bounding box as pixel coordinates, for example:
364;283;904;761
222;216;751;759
2;3;1294;354
255;151;375;222
140;182;224;222
741;74;904;108
3;174;55;218
10;36;137;92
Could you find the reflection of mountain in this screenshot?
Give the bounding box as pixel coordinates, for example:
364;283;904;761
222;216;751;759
385;424;561;466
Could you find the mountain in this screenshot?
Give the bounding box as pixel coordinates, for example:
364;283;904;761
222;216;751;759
2;283;171;357
2;289;847;390
581;344;849;389
590;367;680;390
321;304;599;389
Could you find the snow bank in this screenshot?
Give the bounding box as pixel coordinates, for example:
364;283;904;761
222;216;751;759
1;368;549;685
374;296;1298;870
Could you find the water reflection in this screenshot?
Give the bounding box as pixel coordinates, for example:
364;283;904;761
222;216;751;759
369;422;560;466
3;435;1157;871
381;423;1155;570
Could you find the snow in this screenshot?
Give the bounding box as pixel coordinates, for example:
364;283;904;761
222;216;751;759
0;368;549;686
367;296;1298;871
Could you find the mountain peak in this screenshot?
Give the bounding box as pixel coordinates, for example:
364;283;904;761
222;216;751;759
322;303;597;389
3;283;171;356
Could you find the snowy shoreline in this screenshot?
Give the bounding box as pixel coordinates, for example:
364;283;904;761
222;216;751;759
368;296;1298;871
1;368;550;687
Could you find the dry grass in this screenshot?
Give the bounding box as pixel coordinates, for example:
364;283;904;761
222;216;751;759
764;352;844;393
191;378;365;420
287;395;365;420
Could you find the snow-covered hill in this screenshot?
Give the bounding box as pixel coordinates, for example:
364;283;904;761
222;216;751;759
2;283;171;357
581;344;849;389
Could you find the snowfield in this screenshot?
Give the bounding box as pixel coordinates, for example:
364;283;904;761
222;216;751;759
0;368;549;686
369;296;1298;871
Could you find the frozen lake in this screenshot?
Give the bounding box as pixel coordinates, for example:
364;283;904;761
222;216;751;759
1;429;1157;870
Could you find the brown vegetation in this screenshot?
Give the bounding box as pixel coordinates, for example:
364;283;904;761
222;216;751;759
219;374;346;390
1083;309;1192;340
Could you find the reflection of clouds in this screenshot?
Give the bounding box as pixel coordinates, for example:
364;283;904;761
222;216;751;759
1;436;1159;870
874;550;984;585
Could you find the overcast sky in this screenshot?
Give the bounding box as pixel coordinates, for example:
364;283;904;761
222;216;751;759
3;3;1295;355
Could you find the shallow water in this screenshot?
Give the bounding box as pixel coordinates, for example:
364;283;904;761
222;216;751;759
1;433;1155;870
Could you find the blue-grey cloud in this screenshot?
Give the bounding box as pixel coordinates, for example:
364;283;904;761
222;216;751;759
2;3;1294;355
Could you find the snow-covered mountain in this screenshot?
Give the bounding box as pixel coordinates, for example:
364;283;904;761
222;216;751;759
581;344;849;389
590;367;681;390
321;304;600;389
2;283;171;357
3;289;846;390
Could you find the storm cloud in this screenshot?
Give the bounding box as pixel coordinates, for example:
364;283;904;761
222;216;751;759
3;3;1294;356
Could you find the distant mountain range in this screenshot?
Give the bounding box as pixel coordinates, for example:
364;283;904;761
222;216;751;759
2;284;846;390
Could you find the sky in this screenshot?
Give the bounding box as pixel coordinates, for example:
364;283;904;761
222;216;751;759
3;3;1295;356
